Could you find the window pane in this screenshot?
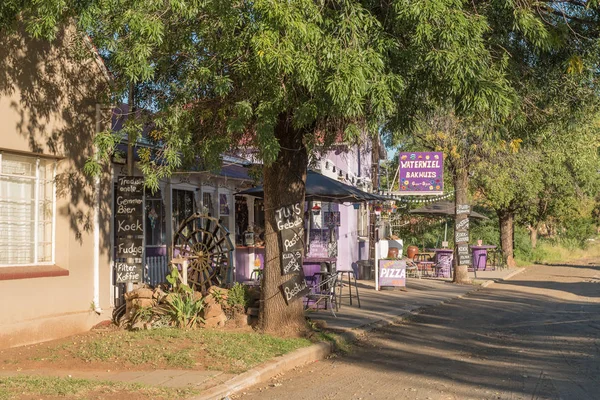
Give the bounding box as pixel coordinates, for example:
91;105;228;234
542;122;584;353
0;155;54;266
2;154;36;177
0;175;35;264
146;190;166;246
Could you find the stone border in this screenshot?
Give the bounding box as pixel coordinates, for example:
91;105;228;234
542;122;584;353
190;341;333;400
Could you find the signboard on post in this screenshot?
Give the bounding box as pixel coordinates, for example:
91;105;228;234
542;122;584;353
115;176;144;283
275;203;307;302
274;203;303;232
456;204;471;215
455;204;470;267
281;250;303;275
397;152;444;195
280;274;311;305
378;259;407;288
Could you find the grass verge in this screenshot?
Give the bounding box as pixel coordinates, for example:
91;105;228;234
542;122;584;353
0;375;199;400
42;328;311;373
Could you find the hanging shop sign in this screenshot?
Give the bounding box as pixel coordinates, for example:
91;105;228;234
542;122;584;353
455;203;471;266
115;176;144;283
456;204;471;215
378;259;407;288
455;230;469;244
274;202;303;231
280;274;311;305
324;211;341;227
275;203;307;302
281;250;303;275
281;227;304;253
456;218;469;231
398;152;444;195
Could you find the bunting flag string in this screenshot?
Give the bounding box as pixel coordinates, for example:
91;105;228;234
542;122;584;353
376;191;454;204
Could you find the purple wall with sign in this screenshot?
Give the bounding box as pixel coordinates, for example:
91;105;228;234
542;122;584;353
398;152;444;194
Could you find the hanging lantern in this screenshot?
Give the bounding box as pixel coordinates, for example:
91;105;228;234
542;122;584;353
312;203;321;215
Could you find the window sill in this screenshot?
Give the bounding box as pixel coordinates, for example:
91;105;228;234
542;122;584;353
0;265;69;281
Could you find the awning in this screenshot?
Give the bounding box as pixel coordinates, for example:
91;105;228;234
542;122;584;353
409;200;489;220
236;170;385;203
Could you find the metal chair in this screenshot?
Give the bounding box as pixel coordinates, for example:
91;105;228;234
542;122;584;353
305;273;338;317
413;253;433;277
488;249;507;270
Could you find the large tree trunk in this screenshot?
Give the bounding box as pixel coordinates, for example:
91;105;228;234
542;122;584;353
498;210;516;268
453;166;470;284
259;113;309;335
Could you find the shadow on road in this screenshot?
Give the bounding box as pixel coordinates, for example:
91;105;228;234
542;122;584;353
336;265;600;399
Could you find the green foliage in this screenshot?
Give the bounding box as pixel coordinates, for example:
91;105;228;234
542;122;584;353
156;291;204;329
227;282;249;308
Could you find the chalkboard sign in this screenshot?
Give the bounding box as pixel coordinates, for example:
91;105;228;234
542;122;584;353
457;244;469;256
115;260;143;283
117;176;145;196
281;250;303;275
115;176;145;283
455;231;469;244
116;237;143;259
280;274;310;305
456;204;471;215
459;254;472;266
456;218;469;230
115;215;144;235
378;259;406;287
280;227;304;252
274;203;303;232
324;211;341;227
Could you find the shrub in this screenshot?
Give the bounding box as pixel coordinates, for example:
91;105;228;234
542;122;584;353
157;291;205;329
228;282;249;308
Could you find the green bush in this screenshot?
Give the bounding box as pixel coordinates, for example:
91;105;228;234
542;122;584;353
228;282;249;308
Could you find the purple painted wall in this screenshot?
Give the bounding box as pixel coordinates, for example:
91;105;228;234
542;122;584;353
305;141;375;275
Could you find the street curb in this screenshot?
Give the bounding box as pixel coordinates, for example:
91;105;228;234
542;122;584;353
189;341;333;400
191;271;524;399
479;267;526;288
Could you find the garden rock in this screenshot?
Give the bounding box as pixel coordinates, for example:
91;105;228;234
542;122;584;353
203;302;224;319
203;314;227;328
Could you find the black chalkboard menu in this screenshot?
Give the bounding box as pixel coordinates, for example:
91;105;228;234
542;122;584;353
115;176;145;283
275;202;308;304
455;204;471;266
280;273;310;305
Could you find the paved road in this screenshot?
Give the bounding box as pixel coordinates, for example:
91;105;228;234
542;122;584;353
236;259;600;400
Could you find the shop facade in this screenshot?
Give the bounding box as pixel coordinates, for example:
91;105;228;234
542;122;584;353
0;26;113;348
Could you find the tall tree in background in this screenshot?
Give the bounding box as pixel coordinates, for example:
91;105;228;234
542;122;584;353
377;0;600;280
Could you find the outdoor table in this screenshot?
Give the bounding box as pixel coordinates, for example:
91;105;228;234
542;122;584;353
426;248;454;264
470;245;497;270
425;248;454;277
303;257;337;277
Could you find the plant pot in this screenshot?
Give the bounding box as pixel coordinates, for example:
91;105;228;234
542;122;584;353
407;245;419;259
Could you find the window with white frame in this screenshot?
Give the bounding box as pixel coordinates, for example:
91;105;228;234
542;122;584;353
0;153;55;266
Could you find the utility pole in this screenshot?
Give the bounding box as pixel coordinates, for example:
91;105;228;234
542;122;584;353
369;135;380;263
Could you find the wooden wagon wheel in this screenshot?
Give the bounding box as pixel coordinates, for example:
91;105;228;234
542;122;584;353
172;213;234;293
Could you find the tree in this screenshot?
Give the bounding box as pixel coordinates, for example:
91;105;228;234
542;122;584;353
2;0;397;334
381;0;600;278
